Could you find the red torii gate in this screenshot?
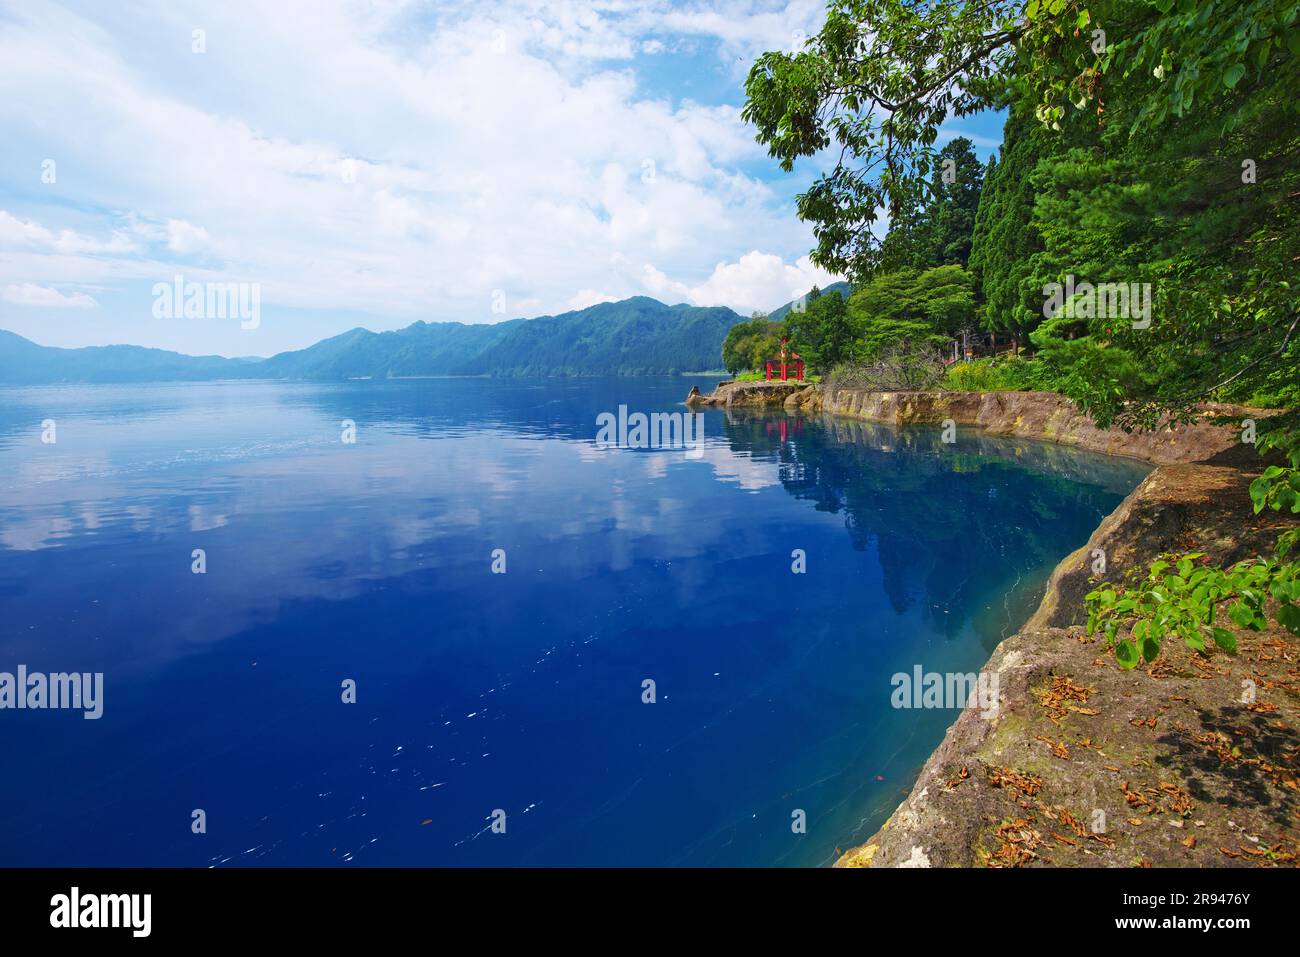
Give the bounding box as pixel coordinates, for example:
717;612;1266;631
764;336;804;381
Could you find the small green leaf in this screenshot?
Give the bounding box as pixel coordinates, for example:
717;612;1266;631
1223;63;1246;88
1210;627;1237;653
1115;639;1139;669
1229;601;1255;628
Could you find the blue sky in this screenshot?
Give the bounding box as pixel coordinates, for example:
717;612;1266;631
0;0;1005;357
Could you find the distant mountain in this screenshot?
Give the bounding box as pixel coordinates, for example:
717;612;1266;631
457;298;741;376
0;328;248;384
767;281;853;322
0;297;745;383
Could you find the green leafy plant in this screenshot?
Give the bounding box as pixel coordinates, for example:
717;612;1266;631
1087;452;1300;669
1251;464;1300;514
1085;552;1300;668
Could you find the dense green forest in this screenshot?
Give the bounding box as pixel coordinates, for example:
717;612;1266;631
740;0;1300;665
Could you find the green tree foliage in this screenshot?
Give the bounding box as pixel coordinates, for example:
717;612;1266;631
878;189;930;273
722;313;785;374
744;0;1300;663
882;137;986;270
925;137;985;267
968;105;1054;346
849;265;977;356
1020;44;1298;438
742;0;1024;280
1018;0;1299;136
782;287;858;371
745;0;1298;435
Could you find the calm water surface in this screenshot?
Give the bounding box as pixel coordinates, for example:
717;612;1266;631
0;377;1148;866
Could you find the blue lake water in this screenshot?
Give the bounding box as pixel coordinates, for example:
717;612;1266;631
0;377;1149;866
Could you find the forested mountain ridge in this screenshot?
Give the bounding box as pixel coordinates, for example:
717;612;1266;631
0;293;825;382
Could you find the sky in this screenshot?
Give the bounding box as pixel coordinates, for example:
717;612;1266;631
0;0;1005;357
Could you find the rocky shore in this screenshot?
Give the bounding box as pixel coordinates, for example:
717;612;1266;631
690;381;1300;867
685;379;808;409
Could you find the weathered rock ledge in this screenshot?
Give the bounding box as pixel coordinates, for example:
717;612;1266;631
686;379;808;410
791;386;1255;465
687;382;1299;867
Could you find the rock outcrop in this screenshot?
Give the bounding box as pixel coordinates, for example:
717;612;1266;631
686;379;808;410
788;387;1254;465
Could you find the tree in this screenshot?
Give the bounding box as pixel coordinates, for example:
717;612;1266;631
849;265;976;356
741;0;1298;276
743;0;1300;662
968;103;1054;349
783;288;858;371
744;0;1299;432
878;187;929;273
722;313;784;374
882;136;986;271
1019;58;1299;438
742;0;1025;281
925;137;985;267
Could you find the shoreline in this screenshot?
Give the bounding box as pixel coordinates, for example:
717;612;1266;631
692;381;1300;867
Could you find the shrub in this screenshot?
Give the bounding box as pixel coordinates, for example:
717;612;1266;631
823;341;946;392
942;355;1043;392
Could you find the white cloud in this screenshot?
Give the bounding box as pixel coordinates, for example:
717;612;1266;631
3;283;97;308
641;263;691;302
658;0;828;66
0;210;135;255
165;219;210;255
563;288;619;311
0;1;836;352
643;250;840;314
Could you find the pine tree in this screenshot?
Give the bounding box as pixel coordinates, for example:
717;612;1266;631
881;137;985;272
924;137;985;267
968;104;1056;350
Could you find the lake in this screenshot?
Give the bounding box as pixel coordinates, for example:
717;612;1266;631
0;377;1149;866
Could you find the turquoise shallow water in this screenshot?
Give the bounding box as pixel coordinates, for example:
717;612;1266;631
0;377;1148;866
